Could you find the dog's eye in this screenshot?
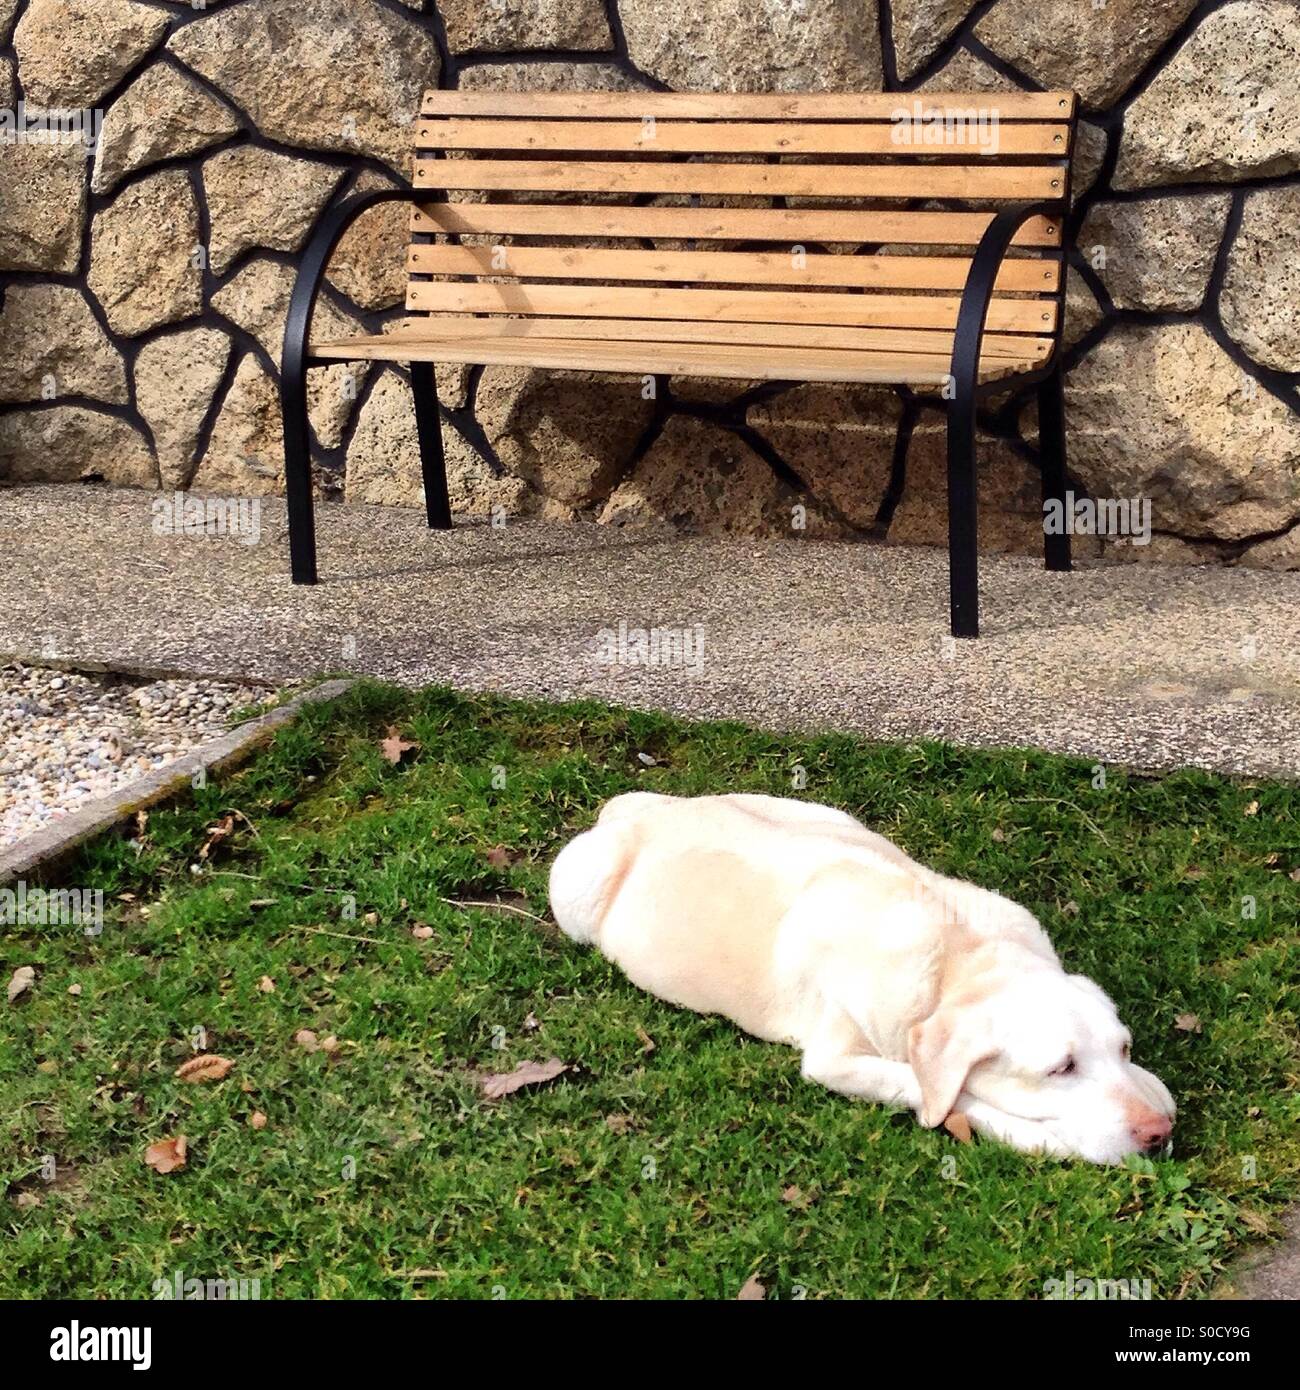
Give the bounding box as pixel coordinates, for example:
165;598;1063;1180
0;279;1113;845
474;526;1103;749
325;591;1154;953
1050;1057;1076;1077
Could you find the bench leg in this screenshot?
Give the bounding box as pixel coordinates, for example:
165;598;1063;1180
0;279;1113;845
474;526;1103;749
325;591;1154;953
1038;364;1072;573
410;362;452;530
946;392;979;639
282;354;317;584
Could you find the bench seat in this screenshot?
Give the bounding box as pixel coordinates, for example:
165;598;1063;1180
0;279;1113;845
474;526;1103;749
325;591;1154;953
309;324;1045;386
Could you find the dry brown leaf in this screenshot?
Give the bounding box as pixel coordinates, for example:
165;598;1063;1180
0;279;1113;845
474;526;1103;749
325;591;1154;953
1174;1012;1203;1034
379;726;419;765
258;975;275;993
635;1026;656;1055
175;1054;234;1084
319;1035;340;1055
781;1185;804;1204
198;813;236;861
737;1274;766;1301
1244;800;1260;817
411;925;434;940
485;844;516;871
249;1111;268;1131
480;1057;568;1100
67;983;82;997
522;1011;540;1032
943;1112;974;1144
144;1135;188;1174
1237;1209;1271;1237
1289;867;1300;883
294;1029;320;1053
14;1191;41;1209
604;1113;635;1135
7;966;35;1003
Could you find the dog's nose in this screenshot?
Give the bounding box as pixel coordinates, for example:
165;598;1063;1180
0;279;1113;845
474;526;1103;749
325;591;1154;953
1134;1114;1172;1155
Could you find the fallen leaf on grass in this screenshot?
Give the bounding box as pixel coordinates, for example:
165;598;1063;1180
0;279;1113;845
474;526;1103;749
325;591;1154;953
7;966;35;1003
1244;800;1259;817
319;1035;340;1055
67;984;82;997
943;1113;974;1144
379;726;419;765
249;1111;268;1131
604;1113;636;1135
258;976;275;993
175;1054;234;1084
144;1136;187;1174
635;1026;656;1055
736;1274;766;1301
480;1057;568;1100
411;925;434;940
14;1192;41;1209
522;1012;540;1033
1174;1013;1203;1034
485;844;518;871
1239;1209;1272;1236
781;1185;805;1205
198;814;236;862
294;1029;320;1052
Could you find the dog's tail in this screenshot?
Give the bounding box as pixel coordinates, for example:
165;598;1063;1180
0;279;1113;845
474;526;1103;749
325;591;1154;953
548;817;639;946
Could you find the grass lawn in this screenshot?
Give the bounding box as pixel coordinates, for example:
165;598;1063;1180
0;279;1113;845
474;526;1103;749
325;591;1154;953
2;682;1297;1300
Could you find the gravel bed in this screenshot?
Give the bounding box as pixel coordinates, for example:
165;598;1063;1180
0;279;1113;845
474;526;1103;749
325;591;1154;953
1;664;271;849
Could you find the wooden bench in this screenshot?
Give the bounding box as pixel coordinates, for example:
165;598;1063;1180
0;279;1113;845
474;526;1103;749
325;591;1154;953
282;89;1079;637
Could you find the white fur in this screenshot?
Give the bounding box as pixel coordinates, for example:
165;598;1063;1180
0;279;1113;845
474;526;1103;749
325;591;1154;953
549;792;1176;1164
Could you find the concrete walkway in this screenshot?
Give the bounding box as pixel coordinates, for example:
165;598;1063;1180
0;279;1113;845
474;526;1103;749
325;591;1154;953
3;483;1298;779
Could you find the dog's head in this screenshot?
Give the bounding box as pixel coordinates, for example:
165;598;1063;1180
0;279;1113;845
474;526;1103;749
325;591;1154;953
908;969;1175;1164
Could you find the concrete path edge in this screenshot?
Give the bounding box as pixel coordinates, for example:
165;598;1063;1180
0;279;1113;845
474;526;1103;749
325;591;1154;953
0;678;355;884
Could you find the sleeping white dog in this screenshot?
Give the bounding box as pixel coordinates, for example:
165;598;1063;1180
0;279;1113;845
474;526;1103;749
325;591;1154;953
549;792;1175;1164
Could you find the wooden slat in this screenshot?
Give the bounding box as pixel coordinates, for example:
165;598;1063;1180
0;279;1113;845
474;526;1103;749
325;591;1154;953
308;332;1036;386
406;243;1060;293
379;314;1054;361
415;117;1071;157
405;280;1058;333
414;157;1066;200
420;90;1078;121
411;201;1063;247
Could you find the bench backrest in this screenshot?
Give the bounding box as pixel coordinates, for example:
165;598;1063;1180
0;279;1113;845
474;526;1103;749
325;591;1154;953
405;90;1077;363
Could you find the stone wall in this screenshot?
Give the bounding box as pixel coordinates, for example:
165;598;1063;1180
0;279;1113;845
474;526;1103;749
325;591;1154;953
1;0;1297;569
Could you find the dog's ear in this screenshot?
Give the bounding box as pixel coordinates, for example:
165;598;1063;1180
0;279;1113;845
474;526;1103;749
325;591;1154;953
908;1006;996;1129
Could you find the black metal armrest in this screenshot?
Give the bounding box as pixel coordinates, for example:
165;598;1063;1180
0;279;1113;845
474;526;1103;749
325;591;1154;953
281;188;428;386
949;202;1063;394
